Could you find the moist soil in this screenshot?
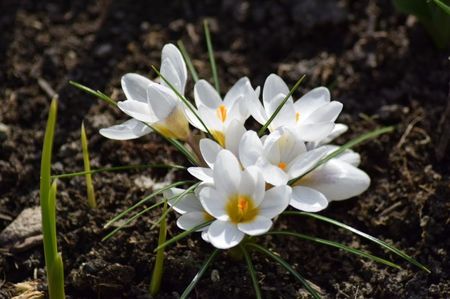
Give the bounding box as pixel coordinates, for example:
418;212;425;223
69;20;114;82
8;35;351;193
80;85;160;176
0;0;449;298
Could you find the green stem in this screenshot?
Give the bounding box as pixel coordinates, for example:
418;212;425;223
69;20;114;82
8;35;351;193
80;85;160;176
177;40;199;82
81;122;96;208
150;200;168;295
203;19;220;93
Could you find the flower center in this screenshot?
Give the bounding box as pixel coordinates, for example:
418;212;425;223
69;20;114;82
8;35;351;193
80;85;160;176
203;211;215;222
226;195;259;224
295;111;301;122
278;162;287;170
217;105;228;123
211;130;225;147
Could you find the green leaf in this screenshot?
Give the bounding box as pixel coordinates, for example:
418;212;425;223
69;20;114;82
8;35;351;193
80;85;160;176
203;19;220;93
288;126;394;185
433;0;450;15
49;253;66;299
266;231;401;269
247;243;321;299
153;221;212;252
282;211;431;273
258;75;306;136
180;249;220;299
177;40;199;82
240;245;262;299
69;81;116;107
81;122;96;208
149;199;168;295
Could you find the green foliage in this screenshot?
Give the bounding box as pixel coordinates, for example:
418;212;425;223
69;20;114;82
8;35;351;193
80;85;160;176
150;200;168;295
81;122;96;208
394;0;450;49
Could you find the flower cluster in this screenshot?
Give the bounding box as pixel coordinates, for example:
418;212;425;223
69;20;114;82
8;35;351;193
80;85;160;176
100;44;370;249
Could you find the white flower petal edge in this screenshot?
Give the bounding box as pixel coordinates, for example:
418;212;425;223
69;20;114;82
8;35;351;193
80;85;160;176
99;119;152;140
290;186;328;212
160;43;187;94
207;220;245;249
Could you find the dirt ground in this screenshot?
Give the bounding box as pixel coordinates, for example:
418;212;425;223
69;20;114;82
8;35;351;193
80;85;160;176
0;0;449;298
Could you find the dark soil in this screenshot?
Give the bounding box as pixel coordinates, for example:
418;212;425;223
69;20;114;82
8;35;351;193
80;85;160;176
1;0;449;298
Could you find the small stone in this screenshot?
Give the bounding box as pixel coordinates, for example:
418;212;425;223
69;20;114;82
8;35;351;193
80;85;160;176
211;269;220;282
0;206;42;249
133;176;154;190
0;123;10;141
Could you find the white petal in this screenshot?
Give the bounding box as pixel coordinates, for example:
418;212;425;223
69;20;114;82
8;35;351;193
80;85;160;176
198;105;222;131
201;230;210;242
185;107;205;131
199;138;222;168
199;186;228;220
263;74;289;106
225;97;248;124
194;80;222;109
239;130;264;168
117;100;157;123
121;73;153;103
258;185;291;219
260;161;289;186
269;96;296;130
321;145;361;167
288;146;329;179
237;216;272;236
247;88;267;125
187;167;214;183
296;122;335;142
240;166;265;205
223;77;250;106
177;211;208;231
290;186;328;212
213;150;242;195
164;188;202;214
208;220;244;249
99;119;151;140
303;101;343;124
160;43;187;94
146;83;178;120
294;86;330;119
299;159;370;201
224;120;246;157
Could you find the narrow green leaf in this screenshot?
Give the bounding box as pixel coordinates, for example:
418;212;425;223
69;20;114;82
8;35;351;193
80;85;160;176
153;221;212;252
266;231;401;269
49;253;66;299
149;199;168;295
288;126;394;185
81;122;96;208
51;163;185;179
69;81;116;107
104;180;193;228
247;243;321;299
240;245;262;299
203;19;220;93
433;0;450;15
150;183;200;230
258;75;306;136
166;137;200;165
282;211;431;273
177;40;199;82
180;249;220;299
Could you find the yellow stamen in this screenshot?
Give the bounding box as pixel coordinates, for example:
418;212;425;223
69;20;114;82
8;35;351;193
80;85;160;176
153;106;190;140
295;111;301;122
211;130;225;147
278;162;287;170
226;194;259;224
217;105;227;123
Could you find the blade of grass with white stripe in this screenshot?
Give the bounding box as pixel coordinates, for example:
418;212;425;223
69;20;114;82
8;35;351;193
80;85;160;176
153;220;213;252
104;180;193;228
180;249;220;299
177;40;199;82
288;126;394;185
240;245;262;299
203;19;220;93
282;211;431;273
150;183;200;230
81;122;96;208
69;81;116;107
246;243;321;299
266;231;401;269
258;75;306;136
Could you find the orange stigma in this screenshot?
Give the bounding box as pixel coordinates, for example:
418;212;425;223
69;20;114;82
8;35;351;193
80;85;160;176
217;105;227;122
278;162;287;170
237;196;249;215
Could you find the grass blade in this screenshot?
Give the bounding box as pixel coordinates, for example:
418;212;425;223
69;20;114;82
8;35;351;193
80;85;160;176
51;163;185;179
266;231;401;269
49;253;66;299
180;249;220;299
203;19;220;93
149;199;168;295
153;221;212;252
288;126;394;185
240;245;262;299
433;0;450;15
69;81;116;107
177;40;199;82
150;183;200;230
104;180;193;228
81;122;96;208
258;75;306;136
247;243;321;299
282;211;431;273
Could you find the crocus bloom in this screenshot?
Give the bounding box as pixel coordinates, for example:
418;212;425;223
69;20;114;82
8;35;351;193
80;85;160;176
100;43;190;140
249;74;343;141
198;150;291;249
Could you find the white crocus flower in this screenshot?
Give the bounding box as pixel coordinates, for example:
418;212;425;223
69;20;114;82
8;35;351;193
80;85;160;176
187;77;258;146
199;150;291;249
249;74;343;142
164;187;213;242
100;43;190;141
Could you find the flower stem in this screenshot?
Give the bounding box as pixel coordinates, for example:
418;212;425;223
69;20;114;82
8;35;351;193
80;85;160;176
149;199;168;295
